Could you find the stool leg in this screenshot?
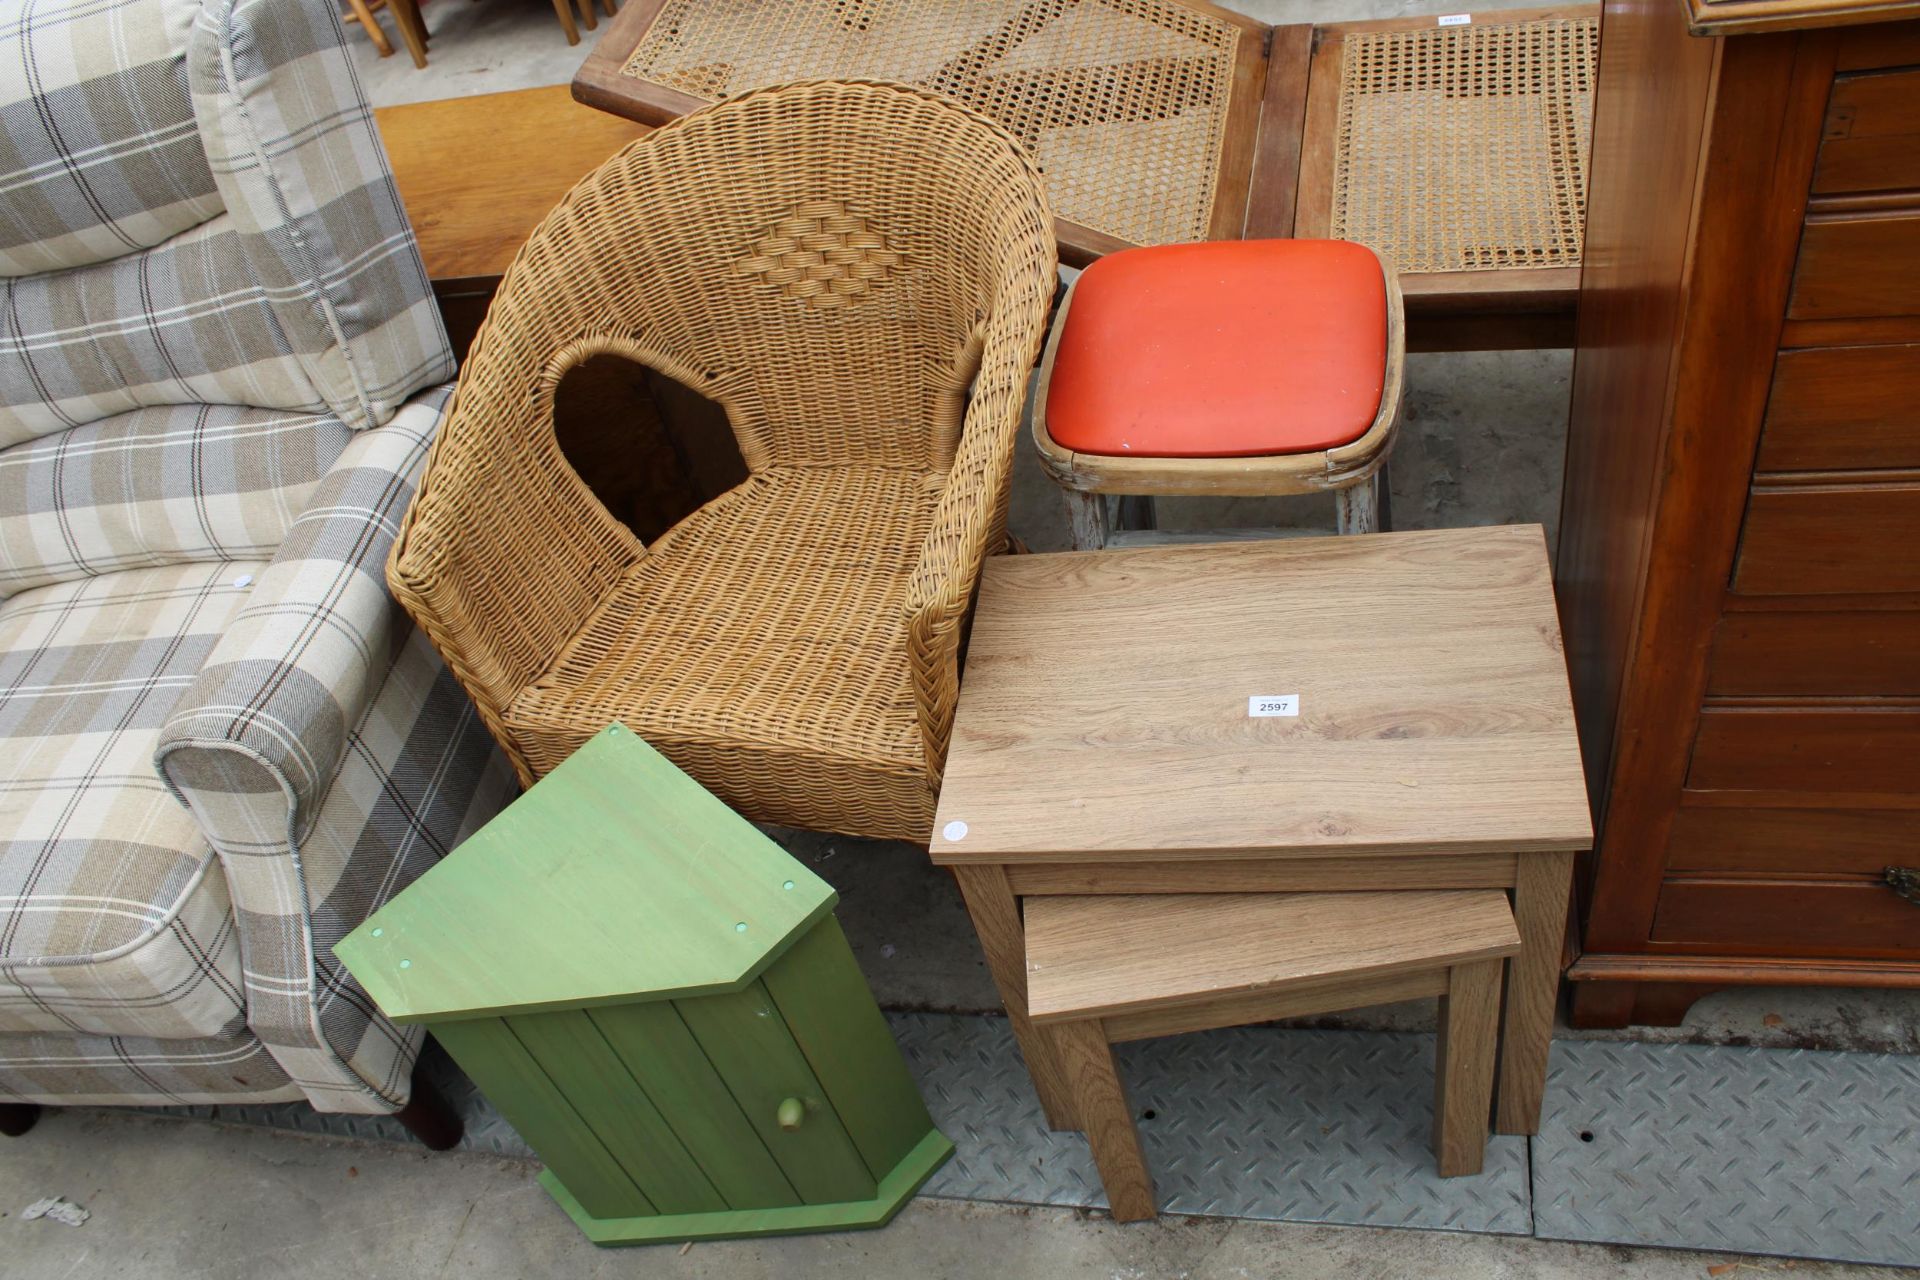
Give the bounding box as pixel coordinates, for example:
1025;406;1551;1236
1050;1020;1156;1221
1065;491;1109;551
1434;958;1503;1177
1334;469;1383;535
1112;494;1156;536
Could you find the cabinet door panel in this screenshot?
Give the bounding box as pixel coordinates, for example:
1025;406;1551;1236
1814;70;1920;195
1667;803;1920;876
1788;213;1920;320
1732;484;1920;595
1651;879;1919;955
1687;708;1920;794
1758;345;1920;471
1707;610;1920;695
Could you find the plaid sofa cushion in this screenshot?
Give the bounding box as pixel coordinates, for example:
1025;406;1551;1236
0;560;261;1038
187;0;453;432
0;0;222;277
0;1024;300;1105
0;215;332;449
0;403;350;596
0;0;452;448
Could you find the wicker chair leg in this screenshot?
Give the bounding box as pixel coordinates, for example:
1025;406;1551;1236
0;1102;41;1137
393;1073;462;1150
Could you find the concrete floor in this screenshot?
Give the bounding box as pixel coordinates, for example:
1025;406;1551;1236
7;1108;1914;1280
13;6;1901;1278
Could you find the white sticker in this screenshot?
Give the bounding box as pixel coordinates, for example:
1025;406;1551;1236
1438;12;1472;24
942;820;969;842
233;573;254;589
1248;695;1299;718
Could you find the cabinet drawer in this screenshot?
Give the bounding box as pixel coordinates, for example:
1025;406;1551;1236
1707;611;1920;695
1731;483;1920;595
1758;345;1920;471
1651;878;1919;955
1788;213;1920;320
1687;707;1920;794
1813;70;1920;195
1667;803;1918;876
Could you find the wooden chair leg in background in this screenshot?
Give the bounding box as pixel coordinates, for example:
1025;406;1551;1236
386;0;430;68
0;1102;40;1137
1433;958;1503;1177
1049;1020;1156;1222
550;0;581;44
597;0;616;15
343;0;395;56
574;0;597;32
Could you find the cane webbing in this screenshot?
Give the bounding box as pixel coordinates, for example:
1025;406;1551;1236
621;0;1243;247
1333;16;1598;274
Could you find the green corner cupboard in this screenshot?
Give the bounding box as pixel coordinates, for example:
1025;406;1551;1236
334;724;953;1246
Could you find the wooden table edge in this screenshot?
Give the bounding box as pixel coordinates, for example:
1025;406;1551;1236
928;836;1592;866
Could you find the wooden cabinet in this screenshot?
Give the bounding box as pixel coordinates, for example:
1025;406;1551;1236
1558;0;1920;1027
335;726;951;1245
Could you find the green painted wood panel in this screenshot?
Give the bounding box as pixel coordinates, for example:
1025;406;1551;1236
762;917;936;1180
430;1019;654;1220
588;1002;800;1210
337;725;836;1022
508;1009;725;1215
676;980;876;1205
538;1129;955;1246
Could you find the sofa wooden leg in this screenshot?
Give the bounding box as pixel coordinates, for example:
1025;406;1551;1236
0;1102;41;1136
393;1074;462;1150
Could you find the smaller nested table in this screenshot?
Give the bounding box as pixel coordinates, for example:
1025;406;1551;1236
929;527;1592;1136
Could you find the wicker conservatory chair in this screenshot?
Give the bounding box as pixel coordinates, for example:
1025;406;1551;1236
389;81;1057;842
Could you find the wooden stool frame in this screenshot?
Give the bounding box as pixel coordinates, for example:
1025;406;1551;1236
1030;260;1405;549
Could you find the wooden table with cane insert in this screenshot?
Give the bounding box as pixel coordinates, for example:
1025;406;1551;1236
927;526;1592;1135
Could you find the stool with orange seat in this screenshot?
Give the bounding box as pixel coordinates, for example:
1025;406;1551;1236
1033;239;1404;550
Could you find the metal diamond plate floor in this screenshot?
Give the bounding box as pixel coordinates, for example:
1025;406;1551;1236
132;1016;1920;1266
896;1014;1532;1234
1534;1039;1920;1268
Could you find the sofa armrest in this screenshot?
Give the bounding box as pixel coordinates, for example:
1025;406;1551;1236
155;388;449;842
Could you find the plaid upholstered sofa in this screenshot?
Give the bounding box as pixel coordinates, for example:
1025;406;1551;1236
0;0;515;1136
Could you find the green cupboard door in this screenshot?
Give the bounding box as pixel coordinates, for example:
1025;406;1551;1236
430;1019;654;1221
675;980;876;1205
508;1009;726;1215
587;1002;800;1210
762;916;935;1180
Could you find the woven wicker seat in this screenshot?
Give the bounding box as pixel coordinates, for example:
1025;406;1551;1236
389;81;1058;841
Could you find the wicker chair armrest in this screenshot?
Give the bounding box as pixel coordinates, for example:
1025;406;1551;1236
905;312;1046;784
386;388;644;778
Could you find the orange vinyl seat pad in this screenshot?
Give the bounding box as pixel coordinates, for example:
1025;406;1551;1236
1044;240;1390;459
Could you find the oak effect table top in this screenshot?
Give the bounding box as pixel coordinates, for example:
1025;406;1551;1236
930;526;1591;864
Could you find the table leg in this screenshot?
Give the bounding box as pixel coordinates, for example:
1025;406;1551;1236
1433;958;1501;1176
951;864;1081;1130
1495;850;1573;1135
1052;1019;1156;1221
